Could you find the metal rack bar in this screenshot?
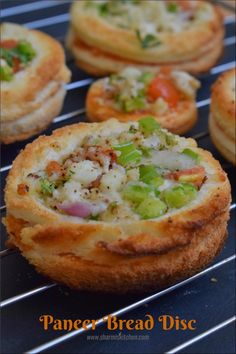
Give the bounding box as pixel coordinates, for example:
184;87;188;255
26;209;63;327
25;13;70;29
166;316;236;354
1;0;69;18
211;61;235;74
0;283;56;308
24;254;236;354
18;12;235;29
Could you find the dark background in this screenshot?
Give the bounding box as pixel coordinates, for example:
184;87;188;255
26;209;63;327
1;1;235;353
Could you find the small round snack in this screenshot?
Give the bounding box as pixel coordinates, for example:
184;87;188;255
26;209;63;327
86;66;200;134
5;117;231;293
209;68;236;165
0;23;71;144
67;0;224;75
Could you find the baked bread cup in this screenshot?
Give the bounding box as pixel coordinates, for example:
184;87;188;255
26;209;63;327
209;68;236;165
5;117;231;293
0;23;71;144
67;0;224;75
86;66;200;134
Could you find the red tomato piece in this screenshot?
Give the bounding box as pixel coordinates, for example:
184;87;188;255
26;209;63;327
12;57;21;73
166;166;206;188
0;39;18;49
147;76;180;108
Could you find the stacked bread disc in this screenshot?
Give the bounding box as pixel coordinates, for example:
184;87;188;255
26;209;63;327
209;68;236;164
0;23;71;144
67;0;224;75
5;119;231;293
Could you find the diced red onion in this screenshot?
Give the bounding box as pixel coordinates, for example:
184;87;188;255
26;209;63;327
58;202;92;218
58;201;107;218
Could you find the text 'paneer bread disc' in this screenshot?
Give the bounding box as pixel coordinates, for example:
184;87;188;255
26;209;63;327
86;66;200;134
209;68;236;165
0;23;71;144
4;117;231;293
67;0;224;76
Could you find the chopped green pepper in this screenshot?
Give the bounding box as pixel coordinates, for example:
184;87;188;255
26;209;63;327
113;141;142;166
139;116;161;136
182;148;201;163
139;165;164;187
0;65;13;81
138;72;155;85
17;40;36;63
161;183;197;209
167;2;179;13
123;96;146;112
135;197;167;219
122;183;153;203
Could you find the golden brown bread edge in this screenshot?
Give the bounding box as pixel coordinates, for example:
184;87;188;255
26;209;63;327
1;23;71;144
209;69;236;164
67;2;224;75
4;121;231;293
1;23;70;121
67;26;224;76
86;79;197;135
1;85;66;144
5;210;229;293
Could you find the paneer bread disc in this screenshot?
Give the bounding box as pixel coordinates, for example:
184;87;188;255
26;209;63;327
5;118;231;293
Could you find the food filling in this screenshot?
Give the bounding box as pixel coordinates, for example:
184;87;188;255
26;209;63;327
0;39;36;81
83;0;211;48
18;117;207;222
102;67;200;114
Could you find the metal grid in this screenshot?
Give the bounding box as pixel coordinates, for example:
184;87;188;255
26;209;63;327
0;1;235;353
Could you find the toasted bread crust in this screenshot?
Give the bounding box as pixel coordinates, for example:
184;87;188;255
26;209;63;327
5;120;231;292
67;1;224;75
1;85;66;144
1;23;71;143
209;69;236;164
5;211;228;293
86;79;197;135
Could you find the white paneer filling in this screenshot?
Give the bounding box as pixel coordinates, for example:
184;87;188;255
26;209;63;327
20;118;206;222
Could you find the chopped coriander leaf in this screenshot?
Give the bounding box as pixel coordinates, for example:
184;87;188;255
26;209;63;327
88;214;99;221
165;133;177;147
182;148;201;163
1;48;14;66
129;125;138;134
136;30;161;49
139;145;152;157
40;178;55;196
98;3;109;16
167;2;179;13
139;116;161;136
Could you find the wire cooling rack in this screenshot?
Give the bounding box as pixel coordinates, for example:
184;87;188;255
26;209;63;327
0;1;235;353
